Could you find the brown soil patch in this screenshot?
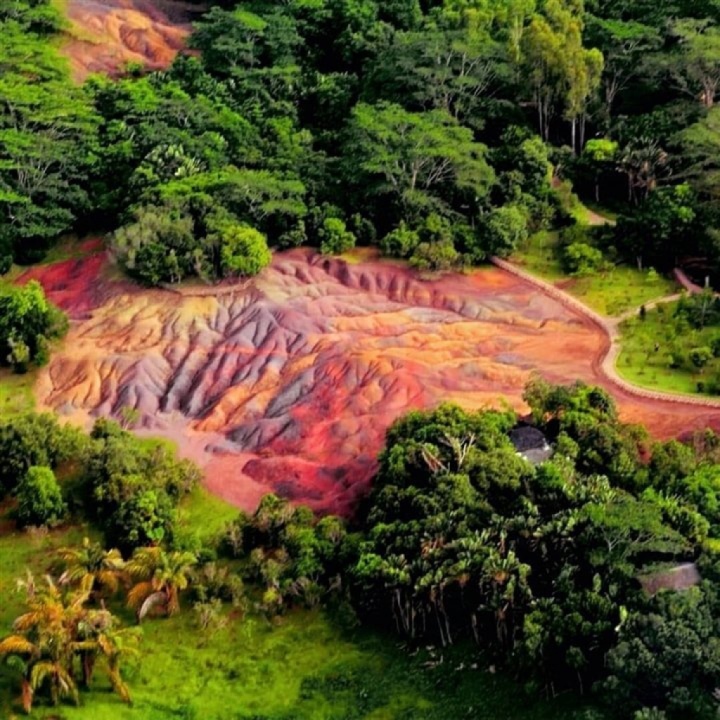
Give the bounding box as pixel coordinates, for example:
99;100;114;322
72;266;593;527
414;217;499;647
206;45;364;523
62;0;199;81
17;249;720;515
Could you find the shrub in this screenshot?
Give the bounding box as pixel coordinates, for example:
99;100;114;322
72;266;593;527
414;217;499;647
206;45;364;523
319;218;356;255
479;205;529;260
15;466;66;527
562;242;605;276
379;222;420;259
0;413;84;497
0;281;67;371
349;214;376;246
107;488;176;551
690;346;713;370
674;290;720;329
81;421;200;551
111;204;197;285
409;239;459;271
219;225;272;276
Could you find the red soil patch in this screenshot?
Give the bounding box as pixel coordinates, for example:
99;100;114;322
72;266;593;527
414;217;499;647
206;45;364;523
19;249;720;516
62;0;198;81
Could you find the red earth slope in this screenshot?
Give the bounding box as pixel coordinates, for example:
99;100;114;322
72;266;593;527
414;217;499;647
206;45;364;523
19;248;720;515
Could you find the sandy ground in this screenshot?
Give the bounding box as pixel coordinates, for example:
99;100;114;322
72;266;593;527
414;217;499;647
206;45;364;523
18;247;720;515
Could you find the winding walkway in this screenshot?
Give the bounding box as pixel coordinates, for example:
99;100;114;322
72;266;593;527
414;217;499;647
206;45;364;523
490;256;720;409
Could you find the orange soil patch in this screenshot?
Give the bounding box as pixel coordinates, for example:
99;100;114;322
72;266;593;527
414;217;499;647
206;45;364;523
17;249;720;516
62;0;198;81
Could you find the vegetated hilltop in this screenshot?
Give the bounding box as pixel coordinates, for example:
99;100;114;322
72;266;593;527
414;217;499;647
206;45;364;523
20;247;720;516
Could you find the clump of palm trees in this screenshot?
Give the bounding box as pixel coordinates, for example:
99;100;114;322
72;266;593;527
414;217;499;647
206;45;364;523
0;571;139;713
0;538;201;714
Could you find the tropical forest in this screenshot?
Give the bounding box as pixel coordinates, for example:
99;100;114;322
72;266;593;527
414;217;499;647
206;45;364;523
6;0;720;718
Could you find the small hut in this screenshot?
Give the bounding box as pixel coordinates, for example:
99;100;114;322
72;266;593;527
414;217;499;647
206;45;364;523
509;424;552;465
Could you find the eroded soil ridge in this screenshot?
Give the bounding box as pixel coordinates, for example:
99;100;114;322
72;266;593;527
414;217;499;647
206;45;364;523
63;0;196;81
20;249;720;515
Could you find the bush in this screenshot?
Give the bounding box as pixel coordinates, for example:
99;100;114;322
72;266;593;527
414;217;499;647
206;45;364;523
379;222;419;259
562;242;605;276
675;290;720;329
559;222;592;247
690;346;713;370
107;488;176;551
0;413;84;497
409;239;459;271
219;225;272;276
348;214;376;246
111;204;197;285
0;281;67;371
478;205;529;260
15;466;66;527
319;218;356;255
81;420;200;551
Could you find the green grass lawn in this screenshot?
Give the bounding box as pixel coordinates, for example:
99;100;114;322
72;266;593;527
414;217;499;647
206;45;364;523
176;485;242;545
617;303;719;396
0;502;600;720
512;231;677;316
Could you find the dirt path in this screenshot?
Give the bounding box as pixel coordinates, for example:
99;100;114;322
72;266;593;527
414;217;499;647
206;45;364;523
585;208;615;226
491;256;720;409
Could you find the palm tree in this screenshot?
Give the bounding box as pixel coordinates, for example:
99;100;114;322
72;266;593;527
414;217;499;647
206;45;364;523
618;138;670;203
0;575;84;712
126;547;197;621
0;572;137;713
56;537;126;597
75;608;140;701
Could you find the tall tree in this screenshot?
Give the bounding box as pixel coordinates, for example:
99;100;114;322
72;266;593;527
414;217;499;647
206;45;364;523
346;102;495;219
669;19;720;108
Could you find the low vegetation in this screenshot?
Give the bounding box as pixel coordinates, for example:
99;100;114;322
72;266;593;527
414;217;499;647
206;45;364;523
618;291;720;396
3;381;720;717
513;227;677;316
0;282;67;372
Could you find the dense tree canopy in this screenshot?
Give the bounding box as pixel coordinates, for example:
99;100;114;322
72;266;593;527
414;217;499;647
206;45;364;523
13;0;720;282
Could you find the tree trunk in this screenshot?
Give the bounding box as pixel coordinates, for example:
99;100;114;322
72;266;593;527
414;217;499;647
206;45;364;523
537;94;544;141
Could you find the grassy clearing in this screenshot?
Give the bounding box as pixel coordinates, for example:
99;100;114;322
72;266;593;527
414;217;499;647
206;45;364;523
0;500;598;720
512;231;677;316
176;485;240;545
0;368;37;419
0;601;592;720
617;303;719;396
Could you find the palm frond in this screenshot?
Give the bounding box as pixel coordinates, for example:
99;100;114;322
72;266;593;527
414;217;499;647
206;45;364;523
126;581;154;610
0;635;36;656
